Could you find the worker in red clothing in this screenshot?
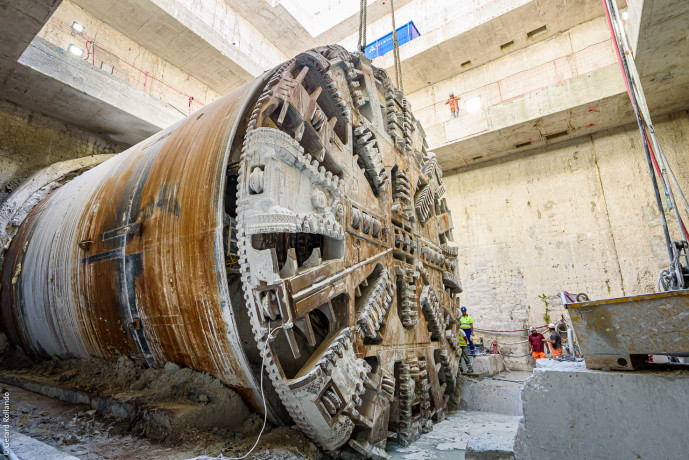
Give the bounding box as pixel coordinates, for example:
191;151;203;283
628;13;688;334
527;326;547;360
446;92;461;118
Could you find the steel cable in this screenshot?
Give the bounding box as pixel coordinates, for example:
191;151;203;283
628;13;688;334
390;0;403;92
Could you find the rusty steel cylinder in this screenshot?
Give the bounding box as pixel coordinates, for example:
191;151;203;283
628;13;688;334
1;73;270;410
1;46;464;457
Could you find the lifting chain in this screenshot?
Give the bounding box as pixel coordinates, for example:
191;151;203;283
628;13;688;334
358;0;368;53
390;0;404;92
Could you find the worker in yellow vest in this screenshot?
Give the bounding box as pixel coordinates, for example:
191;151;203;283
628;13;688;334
458;328;474;373
460;306;476;355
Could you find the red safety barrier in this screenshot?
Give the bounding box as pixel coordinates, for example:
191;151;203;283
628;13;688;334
475;324;548;333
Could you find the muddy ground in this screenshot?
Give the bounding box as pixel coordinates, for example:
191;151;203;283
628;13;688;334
4;383;318;459
0;334;320;459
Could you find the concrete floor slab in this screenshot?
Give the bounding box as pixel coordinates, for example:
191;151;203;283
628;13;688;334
5;432;81;460
465;433;515;460
387;410;522;460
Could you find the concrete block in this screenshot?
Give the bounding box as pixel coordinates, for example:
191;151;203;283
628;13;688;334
514;361;689;459
466;433;516;460
459;375;524;416
471;354;506;377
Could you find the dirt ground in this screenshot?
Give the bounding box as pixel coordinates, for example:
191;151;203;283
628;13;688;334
0;337;320;459
3;382;319;460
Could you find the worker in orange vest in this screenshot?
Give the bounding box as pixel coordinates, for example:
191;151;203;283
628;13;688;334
446;92;461;118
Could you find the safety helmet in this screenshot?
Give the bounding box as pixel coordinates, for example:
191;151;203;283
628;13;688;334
461;306;467;311
548;323;555;329
450;92;454;97
529;326;536;332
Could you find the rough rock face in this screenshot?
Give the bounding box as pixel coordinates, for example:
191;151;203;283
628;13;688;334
1;45;464;457
0;99;122;205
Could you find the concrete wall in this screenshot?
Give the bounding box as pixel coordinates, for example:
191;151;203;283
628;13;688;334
39;1;221;112
443;111;689;365
0;99;123;204
163;0;287;70
407;16;617;138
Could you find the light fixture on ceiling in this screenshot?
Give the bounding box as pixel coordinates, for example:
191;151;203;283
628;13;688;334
621;9;629;21
466;96;482;113
68;44;84;57
71;21;85;34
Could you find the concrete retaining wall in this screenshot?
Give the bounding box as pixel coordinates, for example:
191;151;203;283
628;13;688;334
514;360;689;459
443;111;689;369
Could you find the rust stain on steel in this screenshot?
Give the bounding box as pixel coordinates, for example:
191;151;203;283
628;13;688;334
1;45;467;457
568;290;689;369
1;78;271;417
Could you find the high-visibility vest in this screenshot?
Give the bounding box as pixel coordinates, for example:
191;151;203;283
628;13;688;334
458;330;468;346
460;315;473;329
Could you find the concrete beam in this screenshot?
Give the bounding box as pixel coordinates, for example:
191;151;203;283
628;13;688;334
1;37;184;145
370;0;619;94
6;432;80;460
432;66;629;171
230;0;413;58
71;0;287;94
0;0;63;63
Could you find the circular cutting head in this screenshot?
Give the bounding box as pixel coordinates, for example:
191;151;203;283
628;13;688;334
229;46;463;454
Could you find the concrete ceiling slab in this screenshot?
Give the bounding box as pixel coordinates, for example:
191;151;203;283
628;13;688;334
72;0;261;94
228;0;413;57
375;0;626;94
1;37;184;146
627;0;689;119
0;0;63;68
99;0;160;38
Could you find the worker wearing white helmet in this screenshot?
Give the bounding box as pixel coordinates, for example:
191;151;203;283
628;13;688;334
527;326;546;360
446;92;460;118
547;323;562;358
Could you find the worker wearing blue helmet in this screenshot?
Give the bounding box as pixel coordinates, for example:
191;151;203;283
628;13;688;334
459;306;475;354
